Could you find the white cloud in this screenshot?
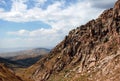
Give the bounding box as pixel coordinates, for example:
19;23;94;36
0;0;102;22
85;0;117;9
11;0;27;12
7;28;62;48
8;29;29;36
35;0;47;7
0;0;117;22
0;0;117;48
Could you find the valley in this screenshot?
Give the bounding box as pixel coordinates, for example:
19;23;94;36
0;0;120;81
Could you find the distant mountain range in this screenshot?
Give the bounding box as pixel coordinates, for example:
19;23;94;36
0;48;50;57
0;56;24;69
6;48;50;67
0;48;50;68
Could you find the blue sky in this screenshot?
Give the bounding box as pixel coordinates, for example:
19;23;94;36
0;0;117;49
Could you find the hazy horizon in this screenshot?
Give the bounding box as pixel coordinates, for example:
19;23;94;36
0;47;51;53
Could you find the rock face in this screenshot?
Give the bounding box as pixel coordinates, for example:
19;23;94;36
24;0;120;81
0;64;23;81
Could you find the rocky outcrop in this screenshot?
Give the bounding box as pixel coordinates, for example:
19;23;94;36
0;64;23;81
24;0;120;81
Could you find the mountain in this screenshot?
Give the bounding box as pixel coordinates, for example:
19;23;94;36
5;48;50;67
0;48;50;81
1;48;50;57
0;64;23;81
0;57;24;69
21;0;120;81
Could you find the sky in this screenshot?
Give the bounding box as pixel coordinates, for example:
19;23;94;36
0;0;117;49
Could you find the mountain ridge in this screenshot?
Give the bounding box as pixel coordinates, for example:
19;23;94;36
0;64;24;81
22;0;120;81
6;48;50;67
0;48;50;57
0;0;120;81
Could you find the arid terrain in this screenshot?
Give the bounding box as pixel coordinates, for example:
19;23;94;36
1;0;120;81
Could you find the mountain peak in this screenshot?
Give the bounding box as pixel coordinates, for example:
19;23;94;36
113;0;120;16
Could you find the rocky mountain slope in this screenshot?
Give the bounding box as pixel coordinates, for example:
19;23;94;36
0;64;23;81
22;0;120;81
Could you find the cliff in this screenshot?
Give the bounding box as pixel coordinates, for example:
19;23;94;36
23;0;120;81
